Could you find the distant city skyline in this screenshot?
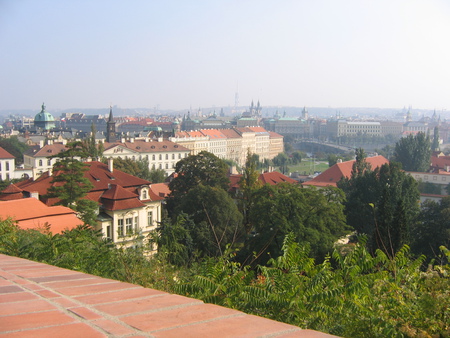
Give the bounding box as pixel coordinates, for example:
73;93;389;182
1;1;450;111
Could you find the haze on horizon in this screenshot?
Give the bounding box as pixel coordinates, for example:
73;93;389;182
1;0;450;112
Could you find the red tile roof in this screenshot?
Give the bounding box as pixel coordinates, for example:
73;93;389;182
268;131;283;138
303;155;389;188
259;171;298;185
100;184;145;211
0;146;14;159
27;143;68;158
149;183;170;199
229;171;297;191
200;129;227;139
0;198;82;233
219;128;241;138
0;184;23;201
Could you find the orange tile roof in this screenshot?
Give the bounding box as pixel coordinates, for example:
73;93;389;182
149;183;170;199
259;171;297;185
229;171;297;190
0;146;14;159
101;185;145;211
303;155;389;188
0;198;82;233
200;129;227;139
247;126;268;133
268;131;283;138
219;129;241;138
32;143;68;157
0;184;23;201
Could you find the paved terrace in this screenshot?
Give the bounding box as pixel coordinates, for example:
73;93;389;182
0;254;337;337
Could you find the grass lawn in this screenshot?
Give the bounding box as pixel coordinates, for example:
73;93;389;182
286;159;330;175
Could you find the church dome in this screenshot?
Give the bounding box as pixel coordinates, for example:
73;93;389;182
34;103;55;122
34;103;56;130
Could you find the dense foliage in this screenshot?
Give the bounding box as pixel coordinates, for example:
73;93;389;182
1;220;449;338
392;132;432;172
0;136;28;165
338;150;420;257
44;141;98;225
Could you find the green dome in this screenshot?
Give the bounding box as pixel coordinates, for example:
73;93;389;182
34;103;55;122
34;103;56;130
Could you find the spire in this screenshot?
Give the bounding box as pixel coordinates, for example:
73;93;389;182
108;106;113;122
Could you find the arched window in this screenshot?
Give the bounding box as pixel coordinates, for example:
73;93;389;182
39;159;43;166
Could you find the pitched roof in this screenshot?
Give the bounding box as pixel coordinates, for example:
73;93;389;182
0;146;14;159
228;171;297;191
431;155;450;171
259;171;297;185
0;198;82;233
268;131;283;138
149;183;170;199
200;129;227;139
219;128;241;139
0;184;23;201
24;143;67;158
100;184;145;211
303;155;389;188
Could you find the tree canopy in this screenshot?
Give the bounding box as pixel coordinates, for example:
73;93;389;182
240;183;350;265
392;132;431;172
338;159;420;257
167;151;229;213
44;141;98;225
0;136;28;165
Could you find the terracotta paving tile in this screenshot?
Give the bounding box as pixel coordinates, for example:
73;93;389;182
44;276;109;289
15;268;78;278
0;299;56;316
75;286;166;305
94;293;203;316
0;285;23;294
0;279;12;286
277;329;339;337
51;297;79;308
122;303;242;332
0;291;39;303
68;306;103;320
22;283;44;291
0;310;76;332
0;323;107;338
35;289;61;299
30;273;90;283
92;318;138;336
11;279;31;286
152;313;301;338
57;281;140;297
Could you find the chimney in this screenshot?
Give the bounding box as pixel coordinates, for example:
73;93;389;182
30;191;39;199
108;157;114;172
130;138;134;143
48;167;52;176
157;137;163;142
39;140;44;148
337;159;343;163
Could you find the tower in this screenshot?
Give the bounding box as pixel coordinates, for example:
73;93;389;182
106;106;116;143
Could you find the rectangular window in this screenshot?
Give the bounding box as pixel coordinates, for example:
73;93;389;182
442;177;446;181
117;219;124;237
172;153;175;159
106;225;111;239
6;162;9;171
159;154;162;160
147;211;153;227
433;176;437;181
47;159;51;166
126;217;133;235
134;216;138;232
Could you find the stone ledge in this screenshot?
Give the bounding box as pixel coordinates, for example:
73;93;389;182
0;254;338;337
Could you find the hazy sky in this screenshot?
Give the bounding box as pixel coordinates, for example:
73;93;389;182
1;0;450;111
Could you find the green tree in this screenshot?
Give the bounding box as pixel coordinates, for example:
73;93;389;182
338;161;420;257
83;123;104;160
240;184;349;265
392;132;431;172
238;150;261;233
0;136;28;165
173;185;244;257
148;167;166;183
291;151;302;165
412;197;450;260
167;151;229;214
44;141;98;225
272;153;289;174
432;126;440;152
